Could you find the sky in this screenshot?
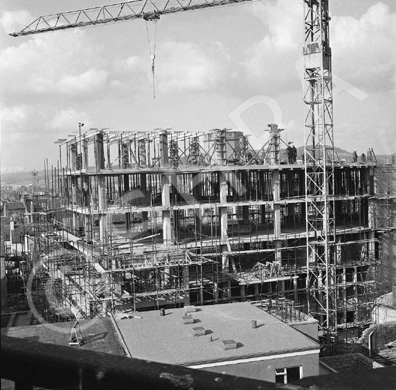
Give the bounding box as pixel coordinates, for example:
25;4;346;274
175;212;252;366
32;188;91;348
0;0;395;173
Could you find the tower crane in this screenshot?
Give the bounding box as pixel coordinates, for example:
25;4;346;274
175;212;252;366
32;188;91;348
10;0;336;339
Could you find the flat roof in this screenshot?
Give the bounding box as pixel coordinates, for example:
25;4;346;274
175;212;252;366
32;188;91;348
115;302;319;366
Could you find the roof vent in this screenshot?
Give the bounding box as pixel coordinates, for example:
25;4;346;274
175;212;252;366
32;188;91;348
185;305;197;314
221;339;238;350
182;315;195;324
191;326;207;336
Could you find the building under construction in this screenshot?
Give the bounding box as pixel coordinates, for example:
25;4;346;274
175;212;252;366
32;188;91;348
17;124;395;341
4;0;396;344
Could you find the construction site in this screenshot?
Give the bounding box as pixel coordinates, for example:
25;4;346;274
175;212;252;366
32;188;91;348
2;0;396;350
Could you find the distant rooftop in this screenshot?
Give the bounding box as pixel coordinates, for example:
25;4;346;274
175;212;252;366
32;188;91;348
115;302;319;366
1;317;125;356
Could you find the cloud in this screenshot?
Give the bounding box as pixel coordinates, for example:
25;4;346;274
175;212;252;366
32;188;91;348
242;1;396;96
57;69;108;97
0;10;34;33
332;2;396;93
243;0;302;94
0;29;109;102
1;105;33;125
155;41;221;93
50;108;92;131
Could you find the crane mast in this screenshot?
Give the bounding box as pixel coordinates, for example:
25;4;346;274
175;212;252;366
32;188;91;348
303;0;336;335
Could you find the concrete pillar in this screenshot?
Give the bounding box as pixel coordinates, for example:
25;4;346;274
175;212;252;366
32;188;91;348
213;283;219;304
368;199;375;229
139;174;149;233
71;177;77;206
141;211;149;233
273;170;281;238
183;266;190;306
242;206;249;224
261;205;266;224
293;277;298;303
138;139;146;167
162;175;171;246
84;214;91;242
159;131;169;168
368;231;375;261
94;132;105;172
83;139;88;170
199;286;204;305
240;284;246;301
98;176;108;243
192;173;202;233
70;144;78;171
219;172;229;271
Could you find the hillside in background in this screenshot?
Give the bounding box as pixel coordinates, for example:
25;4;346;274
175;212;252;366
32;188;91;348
1;170;46;186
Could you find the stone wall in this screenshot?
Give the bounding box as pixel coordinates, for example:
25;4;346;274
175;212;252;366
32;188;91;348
361;323;396;352
321;353;375;372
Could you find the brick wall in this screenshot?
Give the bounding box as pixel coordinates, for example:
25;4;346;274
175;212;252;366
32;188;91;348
361;323;396;352
321;353;374;372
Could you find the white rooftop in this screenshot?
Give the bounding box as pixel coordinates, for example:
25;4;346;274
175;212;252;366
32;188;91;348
115;302;319;366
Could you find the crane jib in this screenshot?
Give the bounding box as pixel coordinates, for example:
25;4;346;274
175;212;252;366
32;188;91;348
9;0;257;37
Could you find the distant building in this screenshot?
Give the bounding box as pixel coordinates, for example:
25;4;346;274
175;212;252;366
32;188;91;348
372;286;396;324
115;302;320;384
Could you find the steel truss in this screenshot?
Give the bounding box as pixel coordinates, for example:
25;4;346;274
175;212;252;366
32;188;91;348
303;0;336;332
9;0;255;37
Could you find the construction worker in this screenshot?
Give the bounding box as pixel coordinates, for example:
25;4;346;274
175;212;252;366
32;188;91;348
292;144;297;163
287;142;297;164
353;149;358;163
287;142;294;164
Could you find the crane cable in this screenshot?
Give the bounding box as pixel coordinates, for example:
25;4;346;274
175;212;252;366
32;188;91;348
145;19;158;99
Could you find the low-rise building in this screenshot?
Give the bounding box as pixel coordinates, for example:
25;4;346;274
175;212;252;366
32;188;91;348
115;301;320;384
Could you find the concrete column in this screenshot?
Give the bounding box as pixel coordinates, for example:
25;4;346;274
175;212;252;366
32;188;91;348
140;173;149;233
261;205;266;224
71;177;77;205
94;132;105;172
70;144;78;171
159;131;169;168
138;139;147;167
273;170;281;238
84;214;91;242
213;283;219;304
219;172;229;271
141;211;149;233
293;277;298;303
240;284;246;301
192;173;202;233
83;139;88;170
183;266;190;306
275;240;282;263
255;284;259;300
242;206;249;224
368;231;375;261
98;176;108;243
162;175;171;246
368;199;375;229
